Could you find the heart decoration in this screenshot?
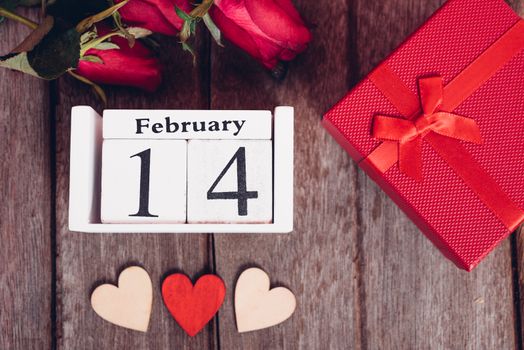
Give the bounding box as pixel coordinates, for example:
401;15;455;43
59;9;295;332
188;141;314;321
90;266;153;332
235;267;296;333
162;273;226;337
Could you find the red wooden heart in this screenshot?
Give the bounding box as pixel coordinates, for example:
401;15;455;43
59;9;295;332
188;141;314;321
161;273;226;337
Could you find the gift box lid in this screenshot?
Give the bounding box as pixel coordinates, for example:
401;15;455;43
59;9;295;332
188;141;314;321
323;0;524;270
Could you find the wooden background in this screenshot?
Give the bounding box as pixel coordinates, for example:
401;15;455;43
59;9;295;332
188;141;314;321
1;0;524;349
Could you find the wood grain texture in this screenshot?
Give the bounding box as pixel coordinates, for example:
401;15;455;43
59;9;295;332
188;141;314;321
54;34;217;349
0;9;53;350
354;0;520;348
1;0;523;349
210;0;361;348
517;225;524;349
509;2;524;349
212;0;521;349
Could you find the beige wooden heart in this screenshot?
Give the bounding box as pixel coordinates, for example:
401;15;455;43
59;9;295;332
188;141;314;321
235;267;296;333
91;266;153;332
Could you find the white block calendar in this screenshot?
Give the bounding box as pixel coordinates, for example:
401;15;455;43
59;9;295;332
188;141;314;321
103;109;272;139
101;140;187;223
68;106;294;233
187;140;273;224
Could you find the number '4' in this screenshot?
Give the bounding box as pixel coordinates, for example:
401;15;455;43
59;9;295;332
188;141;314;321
207;147;258;216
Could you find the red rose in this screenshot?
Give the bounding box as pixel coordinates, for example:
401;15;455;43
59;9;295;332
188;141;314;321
115;0;193;36
76;26;162;92
209;0;312;69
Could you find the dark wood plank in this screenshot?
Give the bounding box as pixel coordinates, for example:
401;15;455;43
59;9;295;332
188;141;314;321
54;34;217;348
349;0;519;348
0;9;53;349
508;3;524;349
517;225;524;348
212;0;520;348
210;0;361;348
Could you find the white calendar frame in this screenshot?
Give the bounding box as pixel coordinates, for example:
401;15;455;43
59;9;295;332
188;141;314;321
68;106;293;233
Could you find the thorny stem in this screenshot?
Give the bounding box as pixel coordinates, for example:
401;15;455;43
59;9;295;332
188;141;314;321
0;6;38;30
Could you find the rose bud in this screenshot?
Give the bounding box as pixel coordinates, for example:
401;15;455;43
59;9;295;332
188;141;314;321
209;0;312;69
115;0;193;36
76;26;162;92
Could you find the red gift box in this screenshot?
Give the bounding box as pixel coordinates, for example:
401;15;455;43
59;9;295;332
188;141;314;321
322;0;524;271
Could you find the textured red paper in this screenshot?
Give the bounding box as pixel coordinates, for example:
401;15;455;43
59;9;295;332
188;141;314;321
162;274;225;336
323;0;524;271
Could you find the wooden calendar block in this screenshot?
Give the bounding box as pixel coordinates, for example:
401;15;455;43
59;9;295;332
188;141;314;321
103;110;272;139
69;105;293;233
187;140;272;223
101;139;187;223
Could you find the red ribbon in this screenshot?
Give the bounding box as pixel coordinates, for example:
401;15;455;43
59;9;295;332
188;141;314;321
372;75;482;181
359;19;524;231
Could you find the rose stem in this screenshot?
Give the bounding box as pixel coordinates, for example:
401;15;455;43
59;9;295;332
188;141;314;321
0;6;38;30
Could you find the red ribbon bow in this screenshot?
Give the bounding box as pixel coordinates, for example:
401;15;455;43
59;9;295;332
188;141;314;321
372;75;482;181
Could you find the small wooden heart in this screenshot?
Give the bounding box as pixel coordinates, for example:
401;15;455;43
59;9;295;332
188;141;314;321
90;266;153;332
235;267;296;333
162;273;226;337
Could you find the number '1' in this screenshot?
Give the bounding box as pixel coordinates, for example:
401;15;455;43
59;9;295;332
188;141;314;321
129;148;158;218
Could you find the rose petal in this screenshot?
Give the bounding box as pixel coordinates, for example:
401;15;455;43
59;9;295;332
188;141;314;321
210;5;269;66
244;0;311;46
117;0;178;35
211;0;311;68
77;52;162;92
116;0;192;35
77;24;162;91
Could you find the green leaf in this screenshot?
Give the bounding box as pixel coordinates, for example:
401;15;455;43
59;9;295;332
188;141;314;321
80;30;121;56
203;13;222;47
81;55;103;64
189;18;196;35
179;20;192;43
0;51;39;77
174;6;192;22
93;41;119;50
26;26;81;79
80;30;98;45
176;3;210;46
127;27;152;39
